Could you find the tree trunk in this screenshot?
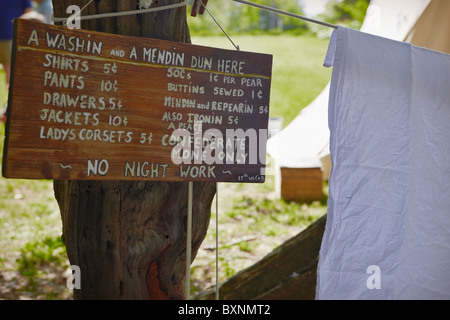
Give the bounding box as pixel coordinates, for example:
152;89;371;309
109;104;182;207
195;214;326;300
52;0;216;300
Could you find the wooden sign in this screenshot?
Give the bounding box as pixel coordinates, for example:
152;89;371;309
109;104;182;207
2;19;272;182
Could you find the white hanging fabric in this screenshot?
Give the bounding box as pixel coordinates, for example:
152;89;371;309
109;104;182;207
266;0;432;176
316;26;450;299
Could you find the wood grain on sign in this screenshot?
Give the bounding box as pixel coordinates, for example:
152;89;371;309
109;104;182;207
2;19;272;182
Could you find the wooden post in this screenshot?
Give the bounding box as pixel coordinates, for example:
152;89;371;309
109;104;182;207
52;0;216;300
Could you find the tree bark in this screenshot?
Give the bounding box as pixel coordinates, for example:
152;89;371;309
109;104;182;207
195;214;326;300
52;0;216;300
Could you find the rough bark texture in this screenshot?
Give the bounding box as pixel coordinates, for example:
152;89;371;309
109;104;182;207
196;214;327;300
52;0;216;300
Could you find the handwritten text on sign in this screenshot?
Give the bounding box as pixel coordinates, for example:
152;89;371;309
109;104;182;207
2;19;272;182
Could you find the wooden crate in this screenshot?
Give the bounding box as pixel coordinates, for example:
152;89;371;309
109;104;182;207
279;167;323;202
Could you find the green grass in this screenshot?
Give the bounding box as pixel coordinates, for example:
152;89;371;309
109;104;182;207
0;34;331;299
190;175;328;295
0;68;70;299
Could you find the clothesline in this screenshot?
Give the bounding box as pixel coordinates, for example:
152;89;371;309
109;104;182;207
51;0;191;23
51;0;337;29
232;0;337;29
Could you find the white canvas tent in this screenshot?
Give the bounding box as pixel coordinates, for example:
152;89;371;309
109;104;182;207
267;0;449;182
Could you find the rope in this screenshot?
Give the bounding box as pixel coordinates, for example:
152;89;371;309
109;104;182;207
232;0;337;29
53;0;336;30
199;0;240;51
52;0;190;23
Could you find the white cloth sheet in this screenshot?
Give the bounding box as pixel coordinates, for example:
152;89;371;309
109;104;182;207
316;26;450;299
266;0;431;170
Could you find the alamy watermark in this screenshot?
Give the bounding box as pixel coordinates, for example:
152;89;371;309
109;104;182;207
169;121;279;176
366;265;381;290
66;5;81;29
66;265;81;290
